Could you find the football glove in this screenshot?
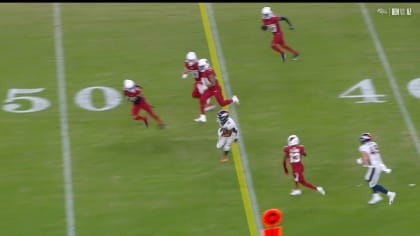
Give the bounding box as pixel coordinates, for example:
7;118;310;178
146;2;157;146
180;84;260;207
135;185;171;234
261;25;268;31
182;73;188;79
383;168;392;174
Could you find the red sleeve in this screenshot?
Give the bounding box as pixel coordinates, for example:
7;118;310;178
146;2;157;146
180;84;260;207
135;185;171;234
282;146;288;155
124;88;141;97
300;145;307;156
282;146;289;173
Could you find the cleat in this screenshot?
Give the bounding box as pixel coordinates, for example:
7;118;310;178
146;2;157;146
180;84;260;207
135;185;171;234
290;189;302;196
194;114;207;123
281;53;286;62
317;186;326;196
388;192;396;205
144;118;149;128
232;95;240;105
368;194;383;205
220;156;229;163
292;53;299;61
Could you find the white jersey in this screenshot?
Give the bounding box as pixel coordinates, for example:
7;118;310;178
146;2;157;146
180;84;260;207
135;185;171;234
219;117;238;134
358;141;384;167
216;117;238;151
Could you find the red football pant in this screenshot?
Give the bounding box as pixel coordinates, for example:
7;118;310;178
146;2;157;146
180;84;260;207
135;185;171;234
271;33;298;55
192;81;201;99
131;98;163;124
199;85;232;114
292;170;317;190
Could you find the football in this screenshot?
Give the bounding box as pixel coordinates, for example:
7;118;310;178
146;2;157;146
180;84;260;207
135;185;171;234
221;128;233;137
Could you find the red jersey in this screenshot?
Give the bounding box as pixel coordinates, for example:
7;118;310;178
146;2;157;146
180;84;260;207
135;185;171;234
262;16;282;35
283;145;306;169
199;67;219;89
123;85;143;104
184;61;200;81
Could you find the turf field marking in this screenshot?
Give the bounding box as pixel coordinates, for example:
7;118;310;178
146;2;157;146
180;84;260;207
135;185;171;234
360;3;420;157
52;3;76;236
199;3;262;236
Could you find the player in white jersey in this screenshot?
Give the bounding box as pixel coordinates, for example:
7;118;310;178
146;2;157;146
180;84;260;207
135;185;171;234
357;133;396;205
216;109;238;163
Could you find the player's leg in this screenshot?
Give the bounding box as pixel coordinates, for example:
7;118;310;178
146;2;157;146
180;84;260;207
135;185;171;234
220;135;236;163
195;90;211;122
140;99;165;128
297;173;317;190
271;37;286;62
216;132;229;162
366;167;396;204
192;82;201;99
131;104;148;127
298;173;325;195
204;98;216;112
212;86;240;106
214;91;232;107
289;171;302;195
216;128;226;148
365;167;385;204
194;82;215;111
276;34;299;60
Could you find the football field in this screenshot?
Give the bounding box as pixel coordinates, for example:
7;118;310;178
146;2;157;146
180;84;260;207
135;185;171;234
1;3;420;236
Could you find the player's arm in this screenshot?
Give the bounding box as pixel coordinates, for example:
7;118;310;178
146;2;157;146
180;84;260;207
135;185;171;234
278;16;294;30
182;67;189;79
208;73;217;87
301;146;307;157
360;151;369;166
261;24;268;31
282;153;289;175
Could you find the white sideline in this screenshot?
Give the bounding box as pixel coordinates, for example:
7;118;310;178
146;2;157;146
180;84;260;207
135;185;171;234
359;3;420;157
205;3;263;233
53;3;76;236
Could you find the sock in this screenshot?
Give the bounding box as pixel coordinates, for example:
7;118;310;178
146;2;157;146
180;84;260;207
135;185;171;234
372;185;388;194
134;115;146;121
271;45;285;54
280;44;298;55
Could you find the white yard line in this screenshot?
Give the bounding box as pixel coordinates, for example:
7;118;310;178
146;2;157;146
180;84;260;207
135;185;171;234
53;3;76;236
359;3;420;157
205;3;263;233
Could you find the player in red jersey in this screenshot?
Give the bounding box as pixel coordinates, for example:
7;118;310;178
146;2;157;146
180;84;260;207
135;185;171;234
283;134;325;196
261;6;299;62
181;51;216;112
123;79;165;129
193;58;240;123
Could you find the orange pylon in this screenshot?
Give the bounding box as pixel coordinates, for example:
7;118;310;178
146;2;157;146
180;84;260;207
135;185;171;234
261;208;283;236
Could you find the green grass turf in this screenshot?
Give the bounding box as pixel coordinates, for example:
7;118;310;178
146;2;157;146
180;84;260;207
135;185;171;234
0;3;419;236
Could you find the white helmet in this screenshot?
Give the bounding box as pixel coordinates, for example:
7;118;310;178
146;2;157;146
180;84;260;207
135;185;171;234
262;6;273;19
186;51;198;66
123;79;135;89
198;58;210;72
287;134;299;146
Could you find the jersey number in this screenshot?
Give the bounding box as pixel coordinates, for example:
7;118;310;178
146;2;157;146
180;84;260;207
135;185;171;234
369;144;380;154
267;24;277;33
290;151;301;163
